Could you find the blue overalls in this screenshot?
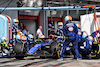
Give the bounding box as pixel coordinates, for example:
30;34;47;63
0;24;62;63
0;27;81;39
76;29;83;43
80;37;93;55
56;29;64;47
57;29;63;36
91;30;100;42
60;22;80;58
91;30;100;38
12;24;18;46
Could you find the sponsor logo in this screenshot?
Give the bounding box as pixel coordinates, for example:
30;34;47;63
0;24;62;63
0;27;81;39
89;41;92;45
78;31;81;35
68;27;73;31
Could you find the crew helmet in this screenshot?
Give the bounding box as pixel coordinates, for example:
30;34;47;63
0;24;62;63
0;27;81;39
88;36;94;41
58;22;63;29
76;23;81;29
82;31;88;38
13;18;19;26
16;34;22;41
28;34;34;41
64;15;72;23
1;36;7;42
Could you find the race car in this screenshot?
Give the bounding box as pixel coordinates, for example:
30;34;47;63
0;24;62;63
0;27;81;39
14;35;61;59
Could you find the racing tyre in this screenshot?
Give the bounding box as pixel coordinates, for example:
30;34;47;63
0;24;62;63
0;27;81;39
56;43;62;59
91;42;100;59
14;42;27;59
51;42;61;59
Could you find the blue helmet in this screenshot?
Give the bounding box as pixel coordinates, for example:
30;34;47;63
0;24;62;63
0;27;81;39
64;15;72;23
28;34;34;41
13;18;19;26
1;36;7;42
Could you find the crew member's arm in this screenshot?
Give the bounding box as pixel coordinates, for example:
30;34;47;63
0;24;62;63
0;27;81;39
63;25;67;36
74;24;78;34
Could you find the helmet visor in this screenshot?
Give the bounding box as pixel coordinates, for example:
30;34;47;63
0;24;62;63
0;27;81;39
15;22;18;23
59;25;63;26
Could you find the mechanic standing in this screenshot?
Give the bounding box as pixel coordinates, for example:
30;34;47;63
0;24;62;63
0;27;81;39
60;15;81;60
76;24;82;43
12;18;19;46
57;22;63;36
56;22;64;47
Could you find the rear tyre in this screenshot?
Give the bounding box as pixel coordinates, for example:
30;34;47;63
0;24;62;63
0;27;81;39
50;41;60;59
91;42;100;59
52;43;61;59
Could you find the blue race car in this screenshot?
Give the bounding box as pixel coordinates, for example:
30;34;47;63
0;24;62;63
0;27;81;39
14;36;61;59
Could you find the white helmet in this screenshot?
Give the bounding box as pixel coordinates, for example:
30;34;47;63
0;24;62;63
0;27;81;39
16;34;22;42
28;34;34;41
64;15;72;23
87;36;94;41
76;24;81;29
1;36;7;42
82;31;88;38
58;22;63;29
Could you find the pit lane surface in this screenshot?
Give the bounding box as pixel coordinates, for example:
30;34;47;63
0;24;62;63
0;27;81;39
0;56;100;67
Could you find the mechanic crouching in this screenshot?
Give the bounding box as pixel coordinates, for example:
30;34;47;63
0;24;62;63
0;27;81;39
27;34;34;50
0;36;9;57
80;35;94;59
60;15;81;60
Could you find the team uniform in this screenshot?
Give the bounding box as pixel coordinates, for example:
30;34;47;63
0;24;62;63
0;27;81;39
12;19;19;46
80;36;94;58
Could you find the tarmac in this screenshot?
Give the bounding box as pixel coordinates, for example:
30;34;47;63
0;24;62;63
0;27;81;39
0;56;100;67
